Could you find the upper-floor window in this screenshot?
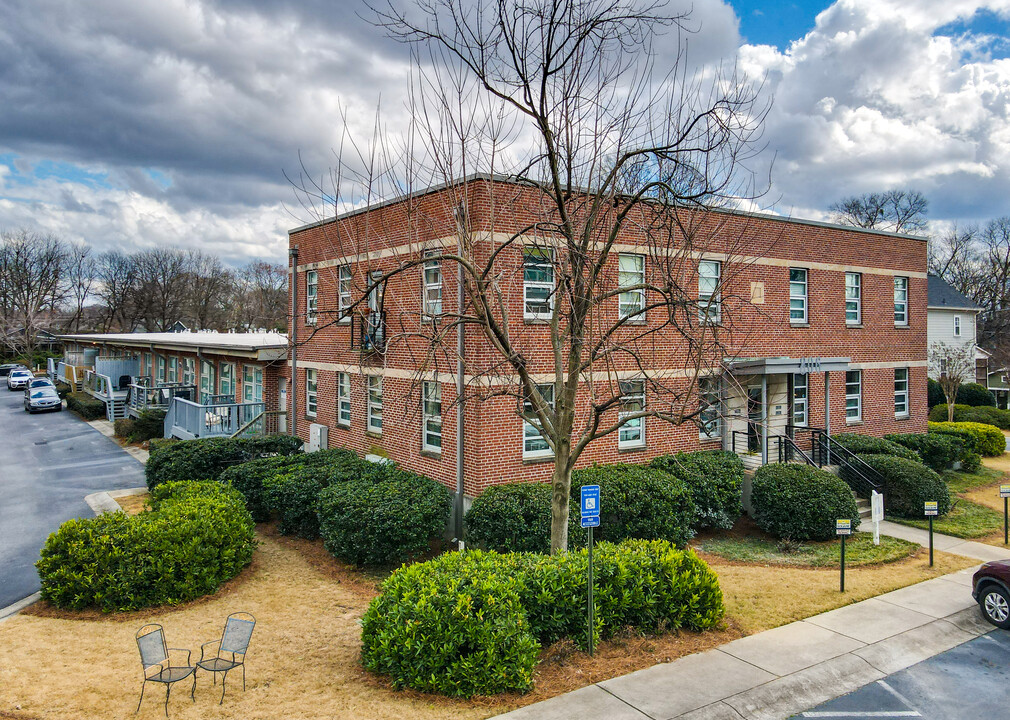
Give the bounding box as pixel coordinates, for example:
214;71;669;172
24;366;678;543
338;265;352;322
305;368;317;417
422;381;442;453
699;375;723;439
845;370;861;422
523;383;555;457
845;272;861;325
698;260;721;324
789;268;808;323
894;368;909;418
423;254;443;320
337;372;350;427
618;379;646;448
792;373;808;426
367;375;383;433
894;277;909;326
306;270;318;325
523;247;554;321
954;315;962;337
618;253;645;321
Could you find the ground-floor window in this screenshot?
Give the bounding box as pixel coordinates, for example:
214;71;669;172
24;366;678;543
422;381;442;452
243;365;263;403
305;368;318;417
367;376;382;433
182;358;195;387
618;379;646;448
219;362;235;398
894;368;909;418
523;383;555;457
156;355;166;384
698;376;722;439
337;372;350;426
167;357;178;384
845;370;861;422
792;373;808;426
200;361;216;400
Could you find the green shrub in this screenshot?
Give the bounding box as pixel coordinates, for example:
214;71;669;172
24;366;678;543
651;450;744;530
927;378;945;408
855;454;951;519
114;417;136;439
131;409;167;442
929;421;1005;457
464;482;576;553
570;464;696;547
929;404;1010;428
751;464;860;541
145;434;304;489
885;433;963;473
956;382;997;407
317;466;452;566
961;450;983;473
265;450;368;538
36;481;255;612
928;403;971;422
360;540;723;696
832;433;921;461
54;380;71;400
66;391;106;420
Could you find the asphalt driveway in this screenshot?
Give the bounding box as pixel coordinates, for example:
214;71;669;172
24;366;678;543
0;384;145;610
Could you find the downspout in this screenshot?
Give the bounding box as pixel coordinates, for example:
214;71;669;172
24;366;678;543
455;245;466;548
289;245;299;438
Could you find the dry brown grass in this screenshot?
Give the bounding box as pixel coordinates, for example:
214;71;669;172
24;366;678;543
115;493;149;515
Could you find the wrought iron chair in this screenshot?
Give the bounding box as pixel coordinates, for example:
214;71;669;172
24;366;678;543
135;624;196;716
196;612;256;704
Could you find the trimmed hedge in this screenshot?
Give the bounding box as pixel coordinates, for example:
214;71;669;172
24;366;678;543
751;464;860;541
264;450;368;538
571;464;696;547
114;417;136;439
145;434;304;489
956;382;997;407
464;482;575;553
36;481;255;611
884;433;963;473
54;380;71;400
929;404;1010;429
929;421;1005;457
66;391;105;420
651;450;744;530
360;539;723;696
855;454;951;519
831;433;921;461
132;409;167;442
317;465;453;566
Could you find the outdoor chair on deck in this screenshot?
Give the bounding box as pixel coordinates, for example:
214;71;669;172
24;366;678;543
196;612;256;704
135;624;196;716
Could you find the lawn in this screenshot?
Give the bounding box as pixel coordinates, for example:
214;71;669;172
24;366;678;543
889;464;1007;539
699;532;919;567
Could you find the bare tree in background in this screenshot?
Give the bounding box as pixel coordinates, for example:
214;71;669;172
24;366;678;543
234;261;288;330
0;228;73;356
830;189;929;235
929;341;976;421
292;0;768;551
185;250;235;330
132;249;192;332
63;243;95;333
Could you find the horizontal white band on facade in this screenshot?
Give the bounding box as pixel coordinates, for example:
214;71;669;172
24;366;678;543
294;231;927;280
847;361;928;370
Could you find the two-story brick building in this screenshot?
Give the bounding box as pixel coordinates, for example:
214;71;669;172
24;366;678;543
285;177;927;504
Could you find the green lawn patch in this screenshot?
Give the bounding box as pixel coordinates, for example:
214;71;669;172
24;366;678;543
698;532;918;567
889;498;1004;539
944;467;1002;494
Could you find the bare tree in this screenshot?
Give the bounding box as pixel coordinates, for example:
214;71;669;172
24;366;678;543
62;243;95;333
928;341;976;421
830;189;929;235
94;250;139;331
184;250;234;330
234;261;288;330
292;0;767;551
0;228;72;356
132;249;192;331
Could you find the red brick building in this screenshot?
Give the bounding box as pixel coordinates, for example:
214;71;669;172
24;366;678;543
286;177;927;502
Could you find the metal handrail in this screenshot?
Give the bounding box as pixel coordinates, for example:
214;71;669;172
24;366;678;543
128;383;197;411
809;429;885;497
230;410;287;438
768;432;818;467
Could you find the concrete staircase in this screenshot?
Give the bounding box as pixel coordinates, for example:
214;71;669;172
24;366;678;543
854;493;871;520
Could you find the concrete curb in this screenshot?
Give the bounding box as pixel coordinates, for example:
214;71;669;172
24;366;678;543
84;487;149;516
85;419;150;464
0;593;41;623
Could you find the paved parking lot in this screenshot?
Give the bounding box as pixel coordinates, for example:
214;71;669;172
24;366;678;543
796;630;1010;719
0;383;145;610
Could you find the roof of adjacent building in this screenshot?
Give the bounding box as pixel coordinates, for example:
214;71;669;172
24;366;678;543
60;331;288;360
927;275;982;311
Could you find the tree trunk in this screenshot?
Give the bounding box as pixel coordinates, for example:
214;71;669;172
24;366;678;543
550;444;573;553
948;400;955;422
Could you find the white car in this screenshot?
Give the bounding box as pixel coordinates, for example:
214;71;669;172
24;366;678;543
7;369;33;390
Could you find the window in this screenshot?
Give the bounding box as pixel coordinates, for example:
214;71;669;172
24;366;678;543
182;358;195;386
894;368;909;418
954;315;962;337
422;381;442;452
337;372;351;426
143;352;152;377
845;272;861;325
423;254;443;319
894;277;909;326
789;268;808;323
845;370;861;422
792;373;808;426
367;376;383;433
698;260;721;323
199;361;216;400
523;383;555;457
305;368;318;417
618;379;646;448
219;362;235;397
618;253;646;320
306;270;318;325
523;247;554;320
156;356;166;384
699;376;723;439
167;357;178;384
242;365;263;403
338;265;352;322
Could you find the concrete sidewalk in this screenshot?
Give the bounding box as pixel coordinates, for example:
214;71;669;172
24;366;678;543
876;519;1010;562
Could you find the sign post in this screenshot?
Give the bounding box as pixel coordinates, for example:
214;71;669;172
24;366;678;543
870;490;884;546
1001;485;1010;545
580;485;601;657
836;519;851;592
924;501;938;566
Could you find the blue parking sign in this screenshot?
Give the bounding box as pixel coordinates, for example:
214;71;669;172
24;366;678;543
581;515;600;528
581;484;600;518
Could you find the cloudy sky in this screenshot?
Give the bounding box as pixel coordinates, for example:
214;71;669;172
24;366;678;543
1;0;1009;264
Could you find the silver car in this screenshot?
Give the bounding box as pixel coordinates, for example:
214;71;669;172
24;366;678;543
24;385;63;413
7;369;33;390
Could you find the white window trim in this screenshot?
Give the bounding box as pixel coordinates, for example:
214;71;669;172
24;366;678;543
167;357;178;384
845;272;862;325
845;370;862;423
306;270;318;325
243;365;264;404
894;276;909;326
219;362;235;397
523;383;555;458
337;372;351;427
792;373;808;426
894;367;909;418
953;315;962;337
422;253;443;321
337;265;352;323
618;253;646;322
422;380;442;453
367;375;383;434
698;376;723;439
698;260;722;324
156;355;166;384
618;379;646;449
789;268;808;324
305;368;318;418
523;248;555;322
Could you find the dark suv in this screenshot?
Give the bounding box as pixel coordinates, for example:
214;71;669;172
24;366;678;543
973;561;1010;628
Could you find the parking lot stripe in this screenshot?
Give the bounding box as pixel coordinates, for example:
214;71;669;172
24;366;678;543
800;713;921;717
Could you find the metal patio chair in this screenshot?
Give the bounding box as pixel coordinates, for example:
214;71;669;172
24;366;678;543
196;612;256;704
135;624;196;716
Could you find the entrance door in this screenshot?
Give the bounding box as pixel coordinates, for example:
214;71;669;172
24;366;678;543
278;378;288;433
747;386;762;453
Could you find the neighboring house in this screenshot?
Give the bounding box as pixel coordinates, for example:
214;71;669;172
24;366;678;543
987;366;1010;409
56;331;288;437
285;176;928;501
926;274;986;382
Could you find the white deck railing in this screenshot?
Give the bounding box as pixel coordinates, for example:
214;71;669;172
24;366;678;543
164;397;267;440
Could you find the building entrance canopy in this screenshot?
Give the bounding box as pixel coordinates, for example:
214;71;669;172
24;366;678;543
725;356;851;375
